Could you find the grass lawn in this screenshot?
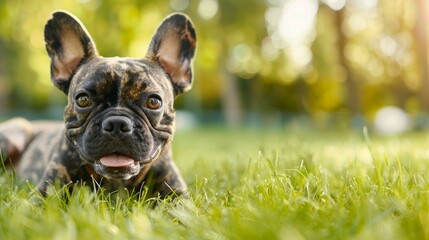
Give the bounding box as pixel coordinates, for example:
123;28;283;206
1;126;429;239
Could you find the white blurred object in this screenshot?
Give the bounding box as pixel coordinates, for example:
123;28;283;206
175;111;198;130
374;106;410;135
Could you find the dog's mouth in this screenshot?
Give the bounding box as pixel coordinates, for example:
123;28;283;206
94;154;140;180
100;155;135;168
93;146;163;180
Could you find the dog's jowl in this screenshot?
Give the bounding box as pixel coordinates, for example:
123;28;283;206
0;11;196;197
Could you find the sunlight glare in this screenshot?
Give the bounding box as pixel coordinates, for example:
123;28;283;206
278;0;318;43
198;0;218;20
323;0;346;11
288;44;312;68
232;44;252;63
379;36;397;57
356;0;379;10
261;37;280;61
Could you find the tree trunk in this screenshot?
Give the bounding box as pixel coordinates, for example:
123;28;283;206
0;39;8;113
221;64;243;127
416;0;429;110
333;9;360;115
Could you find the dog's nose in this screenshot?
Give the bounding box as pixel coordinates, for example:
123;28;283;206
102;116;133;136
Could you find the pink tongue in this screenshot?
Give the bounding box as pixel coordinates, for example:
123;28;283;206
100;155;134;167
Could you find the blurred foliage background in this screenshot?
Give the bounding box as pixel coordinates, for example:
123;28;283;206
0;0;428;131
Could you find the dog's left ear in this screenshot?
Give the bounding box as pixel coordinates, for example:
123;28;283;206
146;13;197;96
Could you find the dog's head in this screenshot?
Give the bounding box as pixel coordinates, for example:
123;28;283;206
44;11;196;180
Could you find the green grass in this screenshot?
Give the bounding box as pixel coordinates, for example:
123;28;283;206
1;127;429;239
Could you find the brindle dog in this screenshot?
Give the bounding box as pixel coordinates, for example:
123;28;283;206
0;11;196;197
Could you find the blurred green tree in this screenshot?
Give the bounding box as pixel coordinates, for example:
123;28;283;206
0;0;427;126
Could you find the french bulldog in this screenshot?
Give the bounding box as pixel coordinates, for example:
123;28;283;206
0;10;196;198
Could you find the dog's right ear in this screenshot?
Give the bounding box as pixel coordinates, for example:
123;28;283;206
146;13;196;97
44;11;98;94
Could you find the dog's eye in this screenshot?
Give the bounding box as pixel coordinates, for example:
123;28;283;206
146;96;162;110
76;94;91;108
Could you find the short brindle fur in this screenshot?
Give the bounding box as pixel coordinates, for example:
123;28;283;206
0;11;197;197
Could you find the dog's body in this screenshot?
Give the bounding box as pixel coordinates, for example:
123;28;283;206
0;11;196;197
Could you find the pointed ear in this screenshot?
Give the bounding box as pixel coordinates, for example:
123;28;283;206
44;11;98;94
146;13;197;96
